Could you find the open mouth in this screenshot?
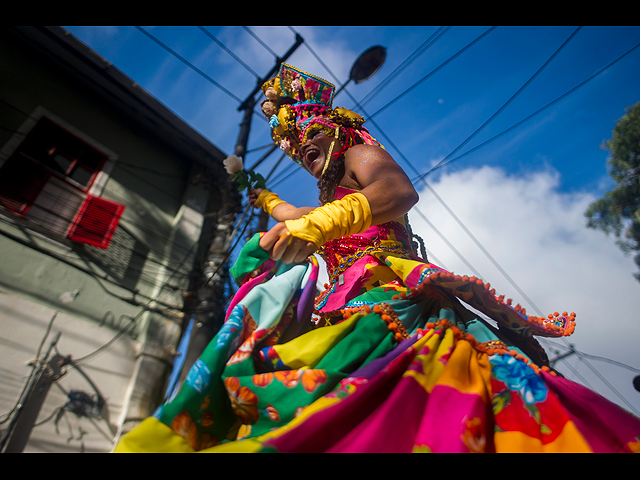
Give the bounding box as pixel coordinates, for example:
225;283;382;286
304;148;320;167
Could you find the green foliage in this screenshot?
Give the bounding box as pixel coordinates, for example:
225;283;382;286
585;102;640;281
232;169;266;192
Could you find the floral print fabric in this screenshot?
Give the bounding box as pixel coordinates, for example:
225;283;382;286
115;229;640;453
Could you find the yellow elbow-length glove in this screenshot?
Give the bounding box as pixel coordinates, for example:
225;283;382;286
255;189;285;215
284;192;372;247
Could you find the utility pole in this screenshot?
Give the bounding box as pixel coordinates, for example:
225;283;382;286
1;333;63;453
178;33;304;384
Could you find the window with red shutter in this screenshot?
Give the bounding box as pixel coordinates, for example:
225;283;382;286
67;195;125;249
0;116;124;248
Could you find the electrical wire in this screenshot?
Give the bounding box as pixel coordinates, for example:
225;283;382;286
399;33;640;411
354;26;451;112
134;26;244;104
0;312;59;425
115;160;188;180
338;25;591;320
413;36;640;182
0;187;196;288
420;26;583;181
0;224;184;313
0;171;209;313
242;26;279;58
197;26;261;79
200;202;256;292
367;27;497;121
269;161;301;189
70;205;219;365
0;106;204;270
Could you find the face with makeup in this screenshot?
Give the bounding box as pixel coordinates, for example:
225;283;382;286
299;128;343;179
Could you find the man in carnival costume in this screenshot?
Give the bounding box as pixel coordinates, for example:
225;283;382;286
114;64;640;453
253;64;419;266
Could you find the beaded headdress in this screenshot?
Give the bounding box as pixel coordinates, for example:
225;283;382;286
261;63;382;175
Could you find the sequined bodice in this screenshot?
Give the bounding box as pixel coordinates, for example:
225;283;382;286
317;186;417;288
319;222;414;284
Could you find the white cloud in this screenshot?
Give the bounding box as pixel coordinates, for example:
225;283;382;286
410;165;640;411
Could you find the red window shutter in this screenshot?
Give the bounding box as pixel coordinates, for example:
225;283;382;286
67;195;125;249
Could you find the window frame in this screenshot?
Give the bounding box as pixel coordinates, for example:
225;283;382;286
0;107;122;248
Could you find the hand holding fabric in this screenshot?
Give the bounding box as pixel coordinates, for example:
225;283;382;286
259;222;318;264
259;192;372;264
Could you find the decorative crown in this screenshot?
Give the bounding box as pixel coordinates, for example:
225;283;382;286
261;64;378;174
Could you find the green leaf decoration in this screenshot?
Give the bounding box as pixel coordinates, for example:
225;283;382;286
251;172;267;190
231;169;266;192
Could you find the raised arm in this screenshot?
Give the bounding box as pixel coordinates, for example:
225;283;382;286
341;144;418;225
249;188;314;221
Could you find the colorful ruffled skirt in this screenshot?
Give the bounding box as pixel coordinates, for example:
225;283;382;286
114;234;640;453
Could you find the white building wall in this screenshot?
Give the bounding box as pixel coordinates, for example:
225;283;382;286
0;292;136;452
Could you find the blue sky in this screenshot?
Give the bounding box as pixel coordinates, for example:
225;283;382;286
64;26;640;413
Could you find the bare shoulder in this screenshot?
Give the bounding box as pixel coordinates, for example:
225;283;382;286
342;143;418;219
344;144;397;174
344;144;392;163
344;144;406;177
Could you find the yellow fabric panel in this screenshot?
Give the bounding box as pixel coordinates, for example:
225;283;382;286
436;339;492;403
403;328;452;394
113;417;194;453
274;312;362;369
377;251;424;280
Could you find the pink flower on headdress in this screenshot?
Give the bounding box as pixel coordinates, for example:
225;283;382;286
280;139;291;151
305;79;320;99
291;78;302;91
321;87;332;104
